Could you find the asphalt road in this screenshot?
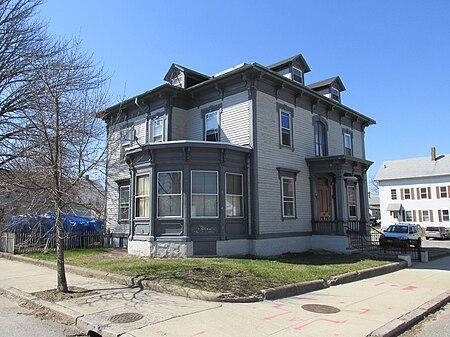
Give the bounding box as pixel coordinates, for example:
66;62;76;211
399;302;450;337
0;293;82;337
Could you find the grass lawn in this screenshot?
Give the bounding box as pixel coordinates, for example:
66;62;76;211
25;249;396;296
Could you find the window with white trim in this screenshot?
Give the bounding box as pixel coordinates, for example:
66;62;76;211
405;211;412;222
226;173;243;217
121;127;134;147
344;133;352;156
292;67;303;84
420;187;428;199
422;210;430;222
331;87;340;101
281;177;295;217
314;121;327;156
391;189;397;200
135;175;150;218
157;171;182;217
205;111;219;141
191;171;218;217
119;186;130;221
404;188;411;200
347;184;357;218
280;111;292;147
440;186;448;198
152;118;164;142
443;210;449;222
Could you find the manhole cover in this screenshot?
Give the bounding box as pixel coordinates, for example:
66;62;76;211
301;304;340;314
109;312;144;323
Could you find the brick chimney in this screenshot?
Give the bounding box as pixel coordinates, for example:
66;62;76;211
431;147;436;161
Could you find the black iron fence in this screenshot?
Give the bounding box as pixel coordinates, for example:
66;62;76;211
0;231;113;254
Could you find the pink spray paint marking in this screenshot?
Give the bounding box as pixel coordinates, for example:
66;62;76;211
373;282;385;286
359;308;370;315
188;331;206;337
402;285;417;291
339;301;347;304
263;305;292;321
294;318;348;331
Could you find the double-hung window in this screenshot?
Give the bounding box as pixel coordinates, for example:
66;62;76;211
152;118;164;142
420;187;428;199
344;132;352;156
405;211;412;222
347;184;357;218
135;175;150;218
331;87;340;101
443;210;449;221
226;173;243;217
422;210;430;222
280;111;292;147
404;188;411;199
191;171;218;217
157;172;182;217
281;177;295;218
121;127;134;147
292;67;303;84
314;121;327;156
205;111;219;141
119;186;130;221
440;186;448;198
391;189;397;200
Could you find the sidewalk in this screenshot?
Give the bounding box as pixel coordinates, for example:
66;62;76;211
0;256;449;337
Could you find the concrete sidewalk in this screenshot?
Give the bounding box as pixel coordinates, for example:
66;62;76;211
0;257;449;337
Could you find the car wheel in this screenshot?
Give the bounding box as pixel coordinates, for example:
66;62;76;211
426;237;429;240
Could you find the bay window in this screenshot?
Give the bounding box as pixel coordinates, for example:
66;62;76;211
191;171;218;217
157;171;182;217
135;175;150;218
226;173;243;217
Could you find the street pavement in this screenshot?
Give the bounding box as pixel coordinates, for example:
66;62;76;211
0;255;449;337
0;293;81;337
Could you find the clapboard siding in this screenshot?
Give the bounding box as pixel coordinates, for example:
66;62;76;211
171;107;187;140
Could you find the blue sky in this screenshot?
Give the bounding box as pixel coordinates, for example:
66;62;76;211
40;0;450;184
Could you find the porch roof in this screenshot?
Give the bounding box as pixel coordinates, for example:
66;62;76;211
386;203;403;211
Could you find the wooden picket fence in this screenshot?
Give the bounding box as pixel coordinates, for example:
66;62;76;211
0;231;112;254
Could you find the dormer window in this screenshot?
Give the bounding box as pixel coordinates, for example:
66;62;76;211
331;87;340;101
169;68;184;87
292;67;303;84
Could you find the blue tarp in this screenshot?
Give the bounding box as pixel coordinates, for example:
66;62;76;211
8;213;103;235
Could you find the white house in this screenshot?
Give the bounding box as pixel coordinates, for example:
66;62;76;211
375;148;450;228
101;54;375;257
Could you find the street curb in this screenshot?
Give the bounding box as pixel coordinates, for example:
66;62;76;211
0;284;83;325
0;252;407;303
261;261;408;300
367;290;450;337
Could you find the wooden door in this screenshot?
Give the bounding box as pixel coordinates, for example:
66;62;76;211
318;185;330;220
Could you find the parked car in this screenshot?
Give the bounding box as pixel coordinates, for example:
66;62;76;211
425;226;450;240
379;223;422;248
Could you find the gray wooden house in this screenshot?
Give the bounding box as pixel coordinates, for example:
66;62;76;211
102;54;375;257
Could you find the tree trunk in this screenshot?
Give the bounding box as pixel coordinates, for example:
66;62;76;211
55;196;68;292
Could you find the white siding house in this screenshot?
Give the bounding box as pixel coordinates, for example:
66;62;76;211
375;148;450;229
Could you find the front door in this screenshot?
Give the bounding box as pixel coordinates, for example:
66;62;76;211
318;184;330;220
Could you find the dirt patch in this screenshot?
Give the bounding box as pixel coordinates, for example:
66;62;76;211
79;248;129;262
33;286;98;302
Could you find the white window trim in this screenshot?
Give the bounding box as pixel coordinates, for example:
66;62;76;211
280;110;292;147
225;173;244;218
405;210;412;222
191;170;219;219
204;111;220;141
152;118;164;143
292;66;303;84
420;187;428;199
344;133;352;155
347;184;357;218
442;210;449;221
331;86;340;100
391;189;397;200
281;176;296;218
119;185;130;221
440;186;448;198
422;210;430;222
404;188;411;199
121;127;134;147
157;171;182;219
135;174;150;219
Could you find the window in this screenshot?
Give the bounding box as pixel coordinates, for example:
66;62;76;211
157;172;182;217
314;121;327;156
226;173;243;217
422;210;430;222
443;210;449;222
152;118;164;142
391;189;397;200
347;184;357;218
121;127;134;146
205;111;219;141
292;67;303;84
331;87;340;101
280;111;292;147
405;211;412;222
119;186;130;221
344;133;352;156
281;177;295;217
420;187;428;199
440;186;448;198
135;175;150;218
404;188;411;200
191;171;218;217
